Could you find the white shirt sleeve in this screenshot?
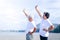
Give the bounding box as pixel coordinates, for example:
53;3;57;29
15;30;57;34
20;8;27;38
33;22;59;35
29;21;37;32
31;21;37;28
48;20;53;27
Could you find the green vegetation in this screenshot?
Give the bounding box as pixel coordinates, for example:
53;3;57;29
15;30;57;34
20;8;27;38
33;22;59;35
53;24;60;33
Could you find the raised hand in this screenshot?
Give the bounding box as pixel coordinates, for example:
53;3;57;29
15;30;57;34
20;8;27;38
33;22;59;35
23;9;29;17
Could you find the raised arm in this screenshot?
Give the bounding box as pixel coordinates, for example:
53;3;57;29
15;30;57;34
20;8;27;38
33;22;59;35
23;9;29;17
35;5;43;18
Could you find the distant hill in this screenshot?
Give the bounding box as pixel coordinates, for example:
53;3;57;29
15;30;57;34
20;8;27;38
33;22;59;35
53;24;59;28
0;23;60;33
52;24;60;33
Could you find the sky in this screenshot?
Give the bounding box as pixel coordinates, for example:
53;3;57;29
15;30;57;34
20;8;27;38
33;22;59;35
0;0;60;30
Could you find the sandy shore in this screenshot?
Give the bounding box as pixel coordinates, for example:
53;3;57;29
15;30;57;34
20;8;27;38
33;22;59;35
0;32;60;40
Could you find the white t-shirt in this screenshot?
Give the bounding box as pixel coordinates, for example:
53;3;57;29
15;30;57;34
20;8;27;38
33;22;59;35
39;18;53;37
26;21;36;34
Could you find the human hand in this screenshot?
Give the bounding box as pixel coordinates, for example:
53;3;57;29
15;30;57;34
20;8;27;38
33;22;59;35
29;32;33;35
43;28;48;32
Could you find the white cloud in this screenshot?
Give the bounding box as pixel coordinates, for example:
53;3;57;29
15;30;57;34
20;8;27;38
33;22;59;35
0;0;60;30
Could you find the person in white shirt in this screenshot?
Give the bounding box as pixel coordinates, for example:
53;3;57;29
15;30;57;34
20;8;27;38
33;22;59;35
35;5;54;40
23;9;37;40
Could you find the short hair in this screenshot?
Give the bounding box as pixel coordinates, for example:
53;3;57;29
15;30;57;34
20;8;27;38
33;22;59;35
44;12;50;19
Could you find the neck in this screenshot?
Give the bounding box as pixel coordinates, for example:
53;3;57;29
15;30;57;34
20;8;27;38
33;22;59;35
44;18;47;20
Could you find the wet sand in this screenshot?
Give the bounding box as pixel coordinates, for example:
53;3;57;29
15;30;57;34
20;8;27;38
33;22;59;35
0;32;60;40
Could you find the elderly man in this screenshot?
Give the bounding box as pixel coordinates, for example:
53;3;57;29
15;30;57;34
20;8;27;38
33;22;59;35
23;9;37;40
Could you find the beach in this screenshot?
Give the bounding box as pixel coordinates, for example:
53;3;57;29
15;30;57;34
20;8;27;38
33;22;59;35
0;32;60;40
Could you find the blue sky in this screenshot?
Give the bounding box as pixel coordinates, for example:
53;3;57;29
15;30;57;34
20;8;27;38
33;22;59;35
0;0;60;30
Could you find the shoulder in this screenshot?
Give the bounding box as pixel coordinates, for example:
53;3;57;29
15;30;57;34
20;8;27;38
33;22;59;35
47;19;51;23
47;19;53;25
31;21;37;27
31;21;35;24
